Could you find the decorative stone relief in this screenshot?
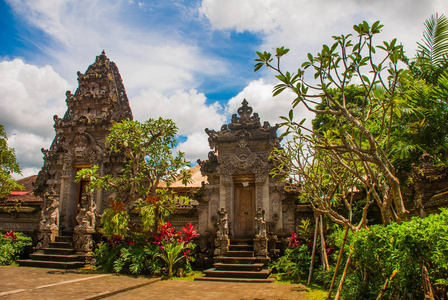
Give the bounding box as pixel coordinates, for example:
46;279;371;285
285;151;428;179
255;208;267;238
39;188;59;231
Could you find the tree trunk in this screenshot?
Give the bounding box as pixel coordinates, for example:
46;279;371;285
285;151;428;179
320;215;330;271
328;226;349;298
307;216;319;286
335;248;353;300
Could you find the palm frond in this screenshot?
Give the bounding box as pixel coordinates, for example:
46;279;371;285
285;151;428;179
417;13;448;67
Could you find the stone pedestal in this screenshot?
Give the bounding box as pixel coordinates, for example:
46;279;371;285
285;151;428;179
37;226;59;249
73;227;94;253
214;235;230;256
253;237;268;257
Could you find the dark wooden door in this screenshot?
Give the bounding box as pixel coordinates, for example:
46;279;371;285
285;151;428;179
234;184;255;238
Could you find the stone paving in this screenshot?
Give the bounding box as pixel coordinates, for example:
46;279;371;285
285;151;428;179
0;266;306;300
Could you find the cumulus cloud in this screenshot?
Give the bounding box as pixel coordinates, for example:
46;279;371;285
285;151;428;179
7;132;51;176
226;78;314;131
131;88;226;136
0;59;69;137
0;59;70;177
201;0;448;65
177;132;212;163
7;0;226;94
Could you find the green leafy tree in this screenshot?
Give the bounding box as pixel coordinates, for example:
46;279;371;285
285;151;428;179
411;13;448;85
391;13;448;171
0;124;23;198
256;21;409;224
76;118;191;236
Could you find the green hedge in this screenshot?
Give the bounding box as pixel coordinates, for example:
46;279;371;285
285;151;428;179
344;209;448;299
0;231;32;265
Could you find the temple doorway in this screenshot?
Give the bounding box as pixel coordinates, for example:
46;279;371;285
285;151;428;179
233;175;255;238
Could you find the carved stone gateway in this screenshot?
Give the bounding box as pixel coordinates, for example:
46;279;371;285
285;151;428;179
198;100;291;253
34;51;133;252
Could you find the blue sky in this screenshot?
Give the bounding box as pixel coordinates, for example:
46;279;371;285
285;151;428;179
1;0;447;178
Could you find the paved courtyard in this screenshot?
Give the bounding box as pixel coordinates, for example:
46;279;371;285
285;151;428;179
0;266;306;299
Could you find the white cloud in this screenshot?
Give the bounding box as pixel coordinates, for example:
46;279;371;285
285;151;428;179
226;78;314;131
177;132;211;163
0;59;69;136
200;0;279;33
7;131;52;178
7;0;226;94
201;0;448;64
131;88;226;136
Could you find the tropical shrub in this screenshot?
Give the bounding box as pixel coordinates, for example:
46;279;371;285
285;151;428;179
94;233;161;275
154;222;198;278
0;231;32;265
99;200;129;238
271;232;311;282
342;209;448;299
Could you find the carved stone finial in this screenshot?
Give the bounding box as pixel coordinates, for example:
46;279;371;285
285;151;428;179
237;99;252;120
228;99;261;130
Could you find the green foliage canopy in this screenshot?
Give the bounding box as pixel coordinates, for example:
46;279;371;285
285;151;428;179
0;124;23;198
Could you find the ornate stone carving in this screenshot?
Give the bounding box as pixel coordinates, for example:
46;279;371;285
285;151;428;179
255;208;267;238
75;194;96;231
216;208;229;238
73;232;94;253
39;188;59;230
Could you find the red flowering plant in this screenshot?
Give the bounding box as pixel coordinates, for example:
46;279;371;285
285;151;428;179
154;222;198;277
287;232;301;248
270;231;311;282
0;231;32;265
4;230;17;241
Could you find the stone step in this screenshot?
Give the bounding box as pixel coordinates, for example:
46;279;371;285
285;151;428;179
230;239;253;245
55;236;73;243
213;262;264;271
30;253;84;262
215;256;255;264
194;276;275;283
203;268;271;279
229;244;253;251
48;241;74;249
42;248;75;255
226;250;254;257
17;259;85;269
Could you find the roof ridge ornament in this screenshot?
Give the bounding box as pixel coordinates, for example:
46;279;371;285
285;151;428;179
229;99;261;130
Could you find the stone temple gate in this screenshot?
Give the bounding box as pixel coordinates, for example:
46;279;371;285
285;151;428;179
197;99;295;239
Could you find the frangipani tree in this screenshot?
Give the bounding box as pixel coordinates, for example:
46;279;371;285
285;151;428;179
255;21;410;225
76;118;191;236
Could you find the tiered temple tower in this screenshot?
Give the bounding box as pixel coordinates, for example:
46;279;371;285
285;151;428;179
34;51;133;237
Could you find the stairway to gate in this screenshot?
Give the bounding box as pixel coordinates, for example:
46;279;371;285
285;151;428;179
18;235;85;269
195;239;273;283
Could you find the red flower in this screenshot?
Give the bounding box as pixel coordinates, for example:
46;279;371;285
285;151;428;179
154;222;179;249
108;235;123;246
287;231;301;248
4;231;17;241
179;222;198;245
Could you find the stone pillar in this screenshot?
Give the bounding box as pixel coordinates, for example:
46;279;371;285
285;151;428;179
253;237;268;257
214;236;230;256
37;226;59;249
73;227;94;253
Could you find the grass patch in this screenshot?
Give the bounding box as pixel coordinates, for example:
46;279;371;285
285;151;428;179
168;271;203;281
272;273;329;299
306;284;328;300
